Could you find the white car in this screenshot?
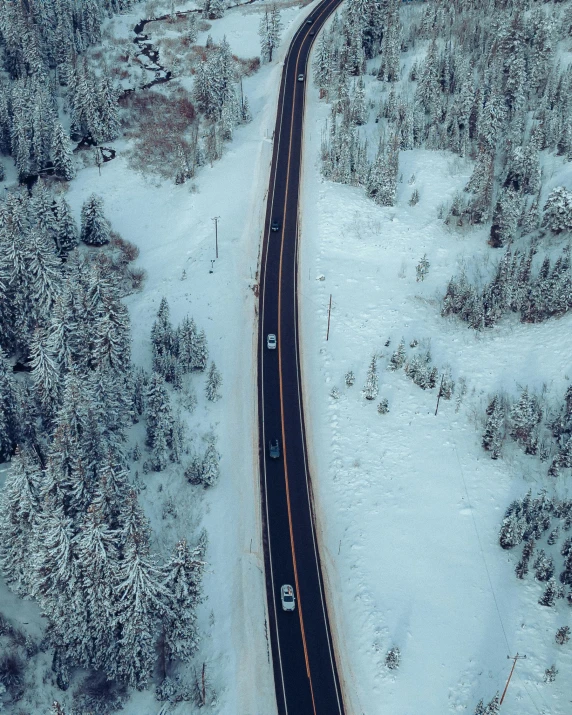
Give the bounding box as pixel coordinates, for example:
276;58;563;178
297;73;305;82
267;333;277;350
280;584;296;612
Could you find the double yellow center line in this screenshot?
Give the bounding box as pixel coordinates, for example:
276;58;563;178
274;2;339;712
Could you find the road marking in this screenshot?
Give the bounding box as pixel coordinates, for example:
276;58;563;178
275;2;341;711
260;7;327;714
293;43;345;713
261;2;343;713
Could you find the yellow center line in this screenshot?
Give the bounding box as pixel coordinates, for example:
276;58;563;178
276;2;336;711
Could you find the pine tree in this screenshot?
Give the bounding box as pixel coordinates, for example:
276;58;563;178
74;503;120;671
539;577;558;606
362;354;378;400
29;328;60;422
482;395;505;459
146;373;173;452
0;449;40;594
205;361;222;401
54;198;78;256
51;121;76;181
259;8;282;64
542;186;572;234
161;538;206;662
389;339;406;371
533;549;554;581
81;194;110;246
484;693;500;715
113;539;168;689
0;351;20;461
509;388;542;450
201;437;220;487
26;228;62;323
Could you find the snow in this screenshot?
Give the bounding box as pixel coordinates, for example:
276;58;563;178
298;37;572;715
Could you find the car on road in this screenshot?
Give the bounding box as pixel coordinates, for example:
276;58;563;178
269;439;280;459
271;218;281;232
281;584;296;611
306;16;314;24
267;333;277;350
297;73;305;82
309;30;315;36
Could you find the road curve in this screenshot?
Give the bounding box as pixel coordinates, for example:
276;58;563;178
257;2;346;714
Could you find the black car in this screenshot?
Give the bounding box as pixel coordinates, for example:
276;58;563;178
269;439;280;459
309;30;315;36
271;218;281;232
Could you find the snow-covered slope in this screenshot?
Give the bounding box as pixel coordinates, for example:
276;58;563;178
299;40;572;715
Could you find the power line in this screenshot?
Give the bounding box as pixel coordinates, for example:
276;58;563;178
453;446;511;653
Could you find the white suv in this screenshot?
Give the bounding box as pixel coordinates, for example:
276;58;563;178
267;333;277;349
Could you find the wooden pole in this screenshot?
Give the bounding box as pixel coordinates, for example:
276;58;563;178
326;294;332;341
500;654;526;705
435;374;445;416
212;216;220;259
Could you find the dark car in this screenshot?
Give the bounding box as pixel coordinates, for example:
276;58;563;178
269;439;280;459
309;30;315;36
271;218;281;232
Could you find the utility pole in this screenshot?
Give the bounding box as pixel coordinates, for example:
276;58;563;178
212;216;220;259
500;653;526;706
435;374;445;416
326;294;332;341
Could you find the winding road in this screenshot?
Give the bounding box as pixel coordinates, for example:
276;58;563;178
258;1;346;713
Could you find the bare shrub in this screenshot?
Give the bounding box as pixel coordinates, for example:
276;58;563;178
0;652;25;701
128;266;147;291
122;87;199;179
74;672;128;715
110;233;140;263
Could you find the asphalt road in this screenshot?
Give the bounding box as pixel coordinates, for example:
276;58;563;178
257;2;346;714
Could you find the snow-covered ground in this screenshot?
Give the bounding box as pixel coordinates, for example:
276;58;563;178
298;41;572;715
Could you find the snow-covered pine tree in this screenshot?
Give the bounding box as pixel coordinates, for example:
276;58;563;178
377;0;401;83
80;194;110;246
539;578;558;607
482;395;505;459
362;354;378;400
146;372;174;452
54;198;78;256
205;361;222;401
29;328;60;422
509;387;542;451
0;449;40;595
483;694;500;715
161;538;206;662
113;537;168;689
201;437;220;487
259;7;282;64
26;228;62;325
542;186;572;234
0;351;20;461
51;121;76;181
389;339;406;371
193;329;209;370
74;503;120;671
